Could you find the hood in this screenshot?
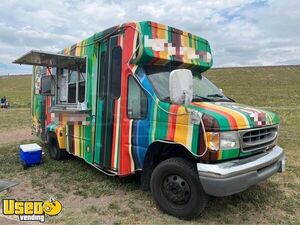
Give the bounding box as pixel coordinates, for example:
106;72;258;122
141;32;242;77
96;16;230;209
189;101;279;131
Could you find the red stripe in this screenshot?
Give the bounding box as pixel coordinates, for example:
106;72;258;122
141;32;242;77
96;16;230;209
111;35;122;169
166;105;179;140
194;103;238;130
55;126;60;139
119;23;136;175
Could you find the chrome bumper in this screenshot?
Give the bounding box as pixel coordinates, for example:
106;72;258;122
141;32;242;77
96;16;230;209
197;145;285;196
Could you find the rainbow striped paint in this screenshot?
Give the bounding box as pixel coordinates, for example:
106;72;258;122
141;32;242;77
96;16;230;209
30;21;279;176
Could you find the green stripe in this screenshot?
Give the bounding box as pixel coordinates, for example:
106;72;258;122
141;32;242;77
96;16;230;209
220;148;239;159
94;100;104;164
191;125;200;154
189;104;231;131
154;101;170;140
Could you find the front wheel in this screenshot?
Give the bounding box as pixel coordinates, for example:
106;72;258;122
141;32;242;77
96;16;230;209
150;157;208;220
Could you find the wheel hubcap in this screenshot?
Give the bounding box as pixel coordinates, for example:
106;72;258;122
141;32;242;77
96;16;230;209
162;174;191;205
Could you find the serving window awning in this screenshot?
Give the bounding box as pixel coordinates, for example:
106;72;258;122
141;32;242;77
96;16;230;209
13;50;85;68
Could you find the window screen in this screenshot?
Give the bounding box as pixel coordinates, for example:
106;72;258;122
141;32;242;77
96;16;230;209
65;65;86;103
68;67;77;103
127;76;147;119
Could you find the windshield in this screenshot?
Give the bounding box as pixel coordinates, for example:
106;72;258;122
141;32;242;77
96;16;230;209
144;66;231;102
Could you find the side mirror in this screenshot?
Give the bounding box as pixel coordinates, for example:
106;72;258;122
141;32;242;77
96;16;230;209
41;76;55;96
169;69;193;106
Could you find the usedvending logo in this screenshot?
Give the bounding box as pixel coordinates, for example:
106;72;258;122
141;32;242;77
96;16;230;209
2;198;62;223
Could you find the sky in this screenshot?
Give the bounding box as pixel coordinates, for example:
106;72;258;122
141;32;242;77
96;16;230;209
0;0;300;74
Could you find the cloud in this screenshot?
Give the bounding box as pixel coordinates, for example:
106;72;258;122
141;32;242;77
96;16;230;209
0;0;299;74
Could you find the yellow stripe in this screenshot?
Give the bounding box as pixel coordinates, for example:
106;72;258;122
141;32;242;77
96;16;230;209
78;126;81;157
157;24;168;60
76;125;80;156
114;99;121;169
195;102;250;129
128;120;134;172
174;107;190;146
218;151;222;160
73;126;77;156
66;126;69;152
186;115;193;150
75;42;80;56
151;98;159;141
182;32;191;64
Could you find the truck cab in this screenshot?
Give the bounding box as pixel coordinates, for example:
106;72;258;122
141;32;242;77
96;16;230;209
13;21;285;219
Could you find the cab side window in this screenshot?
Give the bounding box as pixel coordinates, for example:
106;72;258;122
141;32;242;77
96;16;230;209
127;76;147;119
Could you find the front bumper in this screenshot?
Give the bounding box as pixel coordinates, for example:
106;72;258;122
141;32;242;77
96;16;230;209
197;145;285;197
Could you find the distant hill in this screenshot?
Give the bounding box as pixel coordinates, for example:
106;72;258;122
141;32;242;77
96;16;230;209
0;65;299;108
0;74;31;77
0;75;31;108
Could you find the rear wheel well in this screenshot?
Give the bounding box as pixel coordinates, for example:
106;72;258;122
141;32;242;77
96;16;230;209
46;131;68;160
47;132;57;146
141;141;198;191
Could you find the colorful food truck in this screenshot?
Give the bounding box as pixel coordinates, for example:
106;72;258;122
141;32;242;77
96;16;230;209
14;21;285;219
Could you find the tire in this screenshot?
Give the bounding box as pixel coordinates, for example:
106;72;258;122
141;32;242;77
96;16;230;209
47;134;68;160
150;157;208;220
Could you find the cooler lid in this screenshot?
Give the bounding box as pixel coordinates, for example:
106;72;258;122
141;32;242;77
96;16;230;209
20;143;42;152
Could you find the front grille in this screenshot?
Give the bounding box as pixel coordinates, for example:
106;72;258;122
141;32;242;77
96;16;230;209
239;126;278;152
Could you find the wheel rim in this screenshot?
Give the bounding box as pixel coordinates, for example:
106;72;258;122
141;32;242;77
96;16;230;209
161;174;191;205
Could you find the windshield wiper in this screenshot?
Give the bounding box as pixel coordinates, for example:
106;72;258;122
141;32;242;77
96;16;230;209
161;96;170;102
207;94;224;98
192;94;212;102
206;93;235;102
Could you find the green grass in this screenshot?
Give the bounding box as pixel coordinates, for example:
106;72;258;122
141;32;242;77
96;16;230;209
0;108;31;132
0;66;299;224
0;75;31;108
205;66;300;107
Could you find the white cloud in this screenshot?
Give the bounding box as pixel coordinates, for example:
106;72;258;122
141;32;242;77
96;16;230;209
0;0;299;74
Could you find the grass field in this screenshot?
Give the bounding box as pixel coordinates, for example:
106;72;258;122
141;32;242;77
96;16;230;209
0;75;31;108
0;66;299;224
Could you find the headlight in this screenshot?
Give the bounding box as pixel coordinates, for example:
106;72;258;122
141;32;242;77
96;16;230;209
220;131;240;150
206;131;240;151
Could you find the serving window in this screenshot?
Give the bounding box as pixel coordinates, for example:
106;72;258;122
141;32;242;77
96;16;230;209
58;64;86;104
12;50;87;105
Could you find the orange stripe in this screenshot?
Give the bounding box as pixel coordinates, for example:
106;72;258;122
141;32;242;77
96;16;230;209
194;102;238;129
166;105;179;140
174;107;190;146
194;102;247;130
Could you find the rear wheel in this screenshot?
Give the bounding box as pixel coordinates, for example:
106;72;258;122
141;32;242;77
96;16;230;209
47;134;68;160
150;157;208;219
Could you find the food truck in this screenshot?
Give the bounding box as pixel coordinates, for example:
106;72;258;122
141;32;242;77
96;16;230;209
13;21;285;219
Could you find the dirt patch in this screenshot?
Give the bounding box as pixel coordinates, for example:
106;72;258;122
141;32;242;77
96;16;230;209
0;173;157;225
0;128;37;145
